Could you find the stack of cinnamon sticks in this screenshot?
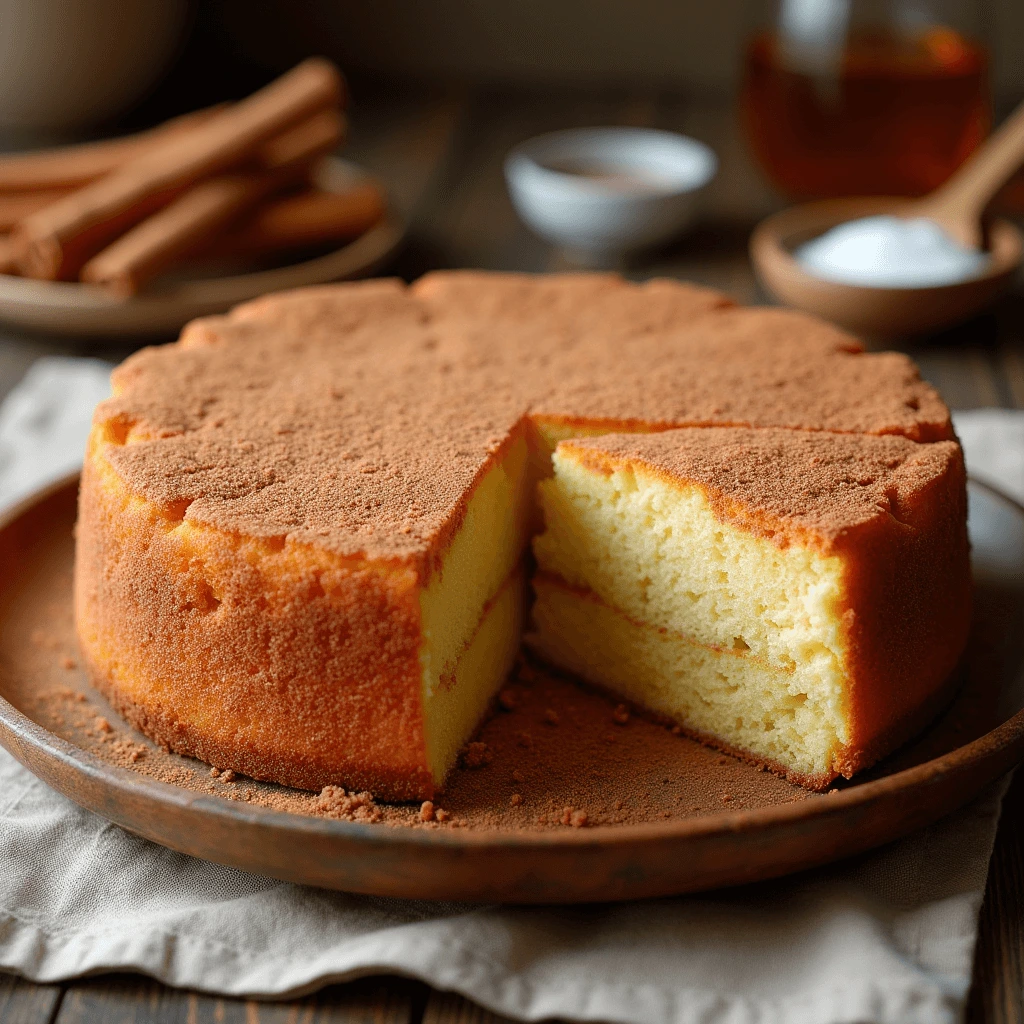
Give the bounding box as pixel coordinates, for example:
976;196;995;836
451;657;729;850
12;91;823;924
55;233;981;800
0;59;386;297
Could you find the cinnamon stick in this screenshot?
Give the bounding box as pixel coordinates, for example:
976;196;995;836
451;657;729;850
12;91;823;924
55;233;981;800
0;106;225;191
205;181;386;260
0;237;14;275
0;188;73;231
80;110;345;296
14;58;344;281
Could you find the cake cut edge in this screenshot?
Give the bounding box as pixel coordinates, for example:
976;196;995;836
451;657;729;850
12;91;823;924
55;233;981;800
528;429;972;787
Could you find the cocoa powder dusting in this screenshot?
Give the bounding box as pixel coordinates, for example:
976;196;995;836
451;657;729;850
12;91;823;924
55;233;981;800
95;273;951;575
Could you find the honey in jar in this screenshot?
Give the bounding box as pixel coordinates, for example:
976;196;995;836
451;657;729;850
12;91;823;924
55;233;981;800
741;24;989;199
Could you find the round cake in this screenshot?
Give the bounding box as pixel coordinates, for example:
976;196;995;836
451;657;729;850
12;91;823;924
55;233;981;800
73;272;970;800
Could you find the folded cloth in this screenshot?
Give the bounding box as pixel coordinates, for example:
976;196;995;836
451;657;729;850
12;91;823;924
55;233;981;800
0;356;111;509
0;359;1019;1024
954;408;1024;505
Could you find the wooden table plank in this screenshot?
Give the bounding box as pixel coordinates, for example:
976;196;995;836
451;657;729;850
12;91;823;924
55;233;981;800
990;289;1024;410
54;975;421;1024
0;974;63;1024
644;93;777;305
422;990;513;1024
659;93;778;226
344;84;468;226
1004;344;1024;409
969;772;1024;1024
914;348;1006;410
967;284;1024;1024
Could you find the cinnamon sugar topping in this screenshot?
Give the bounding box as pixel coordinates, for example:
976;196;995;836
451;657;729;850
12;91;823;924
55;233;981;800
96;273;951;574
460;742;492;769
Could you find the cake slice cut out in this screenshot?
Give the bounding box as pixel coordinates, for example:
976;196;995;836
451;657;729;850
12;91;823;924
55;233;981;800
529;428;970;787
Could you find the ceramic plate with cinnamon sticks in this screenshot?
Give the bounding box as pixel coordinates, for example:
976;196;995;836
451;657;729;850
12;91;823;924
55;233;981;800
0;475;1022;903
0;60;405;337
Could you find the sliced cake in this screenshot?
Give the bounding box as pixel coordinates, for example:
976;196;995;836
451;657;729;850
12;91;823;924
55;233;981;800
530;428;970;787
73;272;967;800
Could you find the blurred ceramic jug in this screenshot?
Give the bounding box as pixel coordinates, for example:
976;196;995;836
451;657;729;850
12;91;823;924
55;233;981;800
0;0;188;135
741;0;990;199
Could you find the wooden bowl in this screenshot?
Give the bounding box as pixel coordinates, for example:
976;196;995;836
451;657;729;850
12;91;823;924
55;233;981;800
750;197;1023;338
0;475;1022;903
0;158;405;338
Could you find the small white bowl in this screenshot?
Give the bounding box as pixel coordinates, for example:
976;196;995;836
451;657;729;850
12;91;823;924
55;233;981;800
505;127;717;262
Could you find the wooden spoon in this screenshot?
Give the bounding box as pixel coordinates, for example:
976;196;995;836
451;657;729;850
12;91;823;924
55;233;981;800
750;102;1024;338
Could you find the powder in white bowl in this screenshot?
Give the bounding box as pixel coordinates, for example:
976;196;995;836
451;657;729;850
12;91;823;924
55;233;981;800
795;215;990;289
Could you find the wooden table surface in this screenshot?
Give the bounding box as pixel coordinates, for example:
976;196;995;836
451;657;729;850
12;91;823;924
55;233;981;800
1;83;1023;1024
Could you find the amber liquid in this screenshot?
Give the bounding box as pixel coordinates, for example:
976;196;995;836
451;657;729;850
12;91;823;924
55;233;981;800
741;27;989;199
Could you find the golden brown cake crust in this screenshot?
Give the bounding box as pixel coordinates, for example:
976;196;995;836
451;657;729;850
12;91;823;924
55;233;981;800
76;271;965;800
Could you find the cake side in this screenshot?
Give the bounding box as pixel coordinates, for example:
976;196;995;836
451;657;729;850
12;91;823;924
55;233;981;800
76;408;537;799
834;441;971;774
75;429;432;797
530;428;970;786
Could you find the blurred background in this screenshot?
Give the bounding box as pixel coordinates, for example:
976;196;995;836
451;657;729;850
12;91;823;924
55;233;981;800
0;0;1023;397
7;0;1022;176
112;0;1024;240
65;0;1023;121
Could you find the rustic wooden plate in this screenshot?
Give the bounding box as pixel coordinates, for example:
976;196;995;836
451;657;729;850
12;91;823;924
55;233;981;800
0;158;405;338
0;474;1022;904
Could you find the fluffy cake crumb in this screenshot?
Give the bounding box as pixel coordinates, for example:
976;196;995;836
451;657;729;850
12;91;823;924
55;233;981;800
314;785;383;823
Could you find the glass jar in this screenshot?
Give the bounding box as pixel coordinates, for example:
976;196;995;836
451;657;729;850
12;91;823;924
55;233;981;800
740;0;990;199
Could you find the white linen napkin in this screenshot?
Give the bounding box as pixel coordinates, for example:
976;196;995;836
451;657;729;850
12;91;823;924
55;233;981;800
0;356;112;509
0;357;1020;1024
953;408;1024;505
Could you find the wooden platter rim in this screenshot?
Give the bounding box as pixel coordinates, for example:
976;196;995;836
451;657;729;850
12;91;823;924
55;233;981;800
1;473;1022;855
